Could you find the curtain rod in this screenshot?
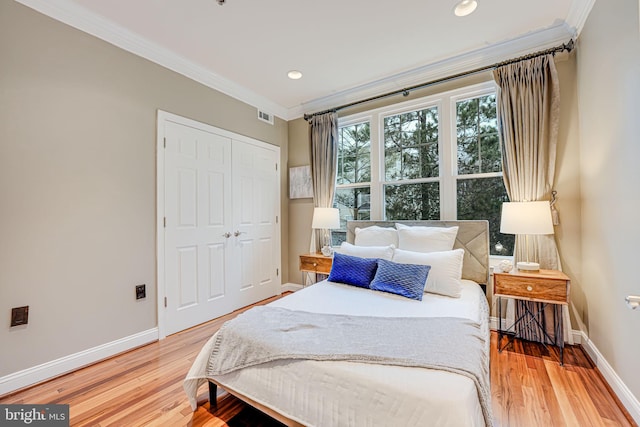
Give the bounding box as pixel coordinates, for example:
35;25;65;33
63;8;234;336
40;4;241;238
303;39;575;122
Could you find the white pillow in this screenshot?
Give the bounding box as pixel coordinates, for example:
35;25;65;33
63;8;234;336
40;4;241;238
392;248;465;297
395;223;459;253
335;242;394;261
354;226;399;247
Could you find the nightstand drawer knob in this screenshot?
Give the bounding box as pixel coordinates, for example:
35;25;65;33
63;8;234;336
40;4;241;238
313;262;317;267
527;286;533;291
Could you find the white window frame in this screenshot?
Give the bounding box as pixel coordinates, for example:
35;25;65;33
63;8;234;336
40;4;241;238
335;113;377;218
449;83;503;219
377;97;443;219
337;81;499;223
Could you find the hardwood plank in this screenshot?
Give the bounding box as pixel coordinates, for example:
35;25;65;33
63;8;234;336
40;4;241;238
545;358;584;425
1;294;635;427
491;333;636;427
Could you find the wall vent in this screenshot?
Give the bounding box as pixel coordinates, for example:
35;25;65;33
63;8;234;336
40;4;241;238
257;109;274;125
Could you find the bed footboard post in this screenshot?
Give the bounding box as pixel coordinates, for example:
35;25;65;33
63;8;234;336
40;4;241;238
208;381;218;411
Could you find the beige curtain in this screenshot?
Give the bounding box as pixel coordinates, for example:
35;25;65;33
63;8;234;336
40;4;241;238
309;112;338;259
494;54;573;345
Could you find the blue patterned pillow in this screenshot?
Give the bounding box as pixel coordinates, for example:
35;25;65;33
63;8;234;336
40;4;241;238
370;259;430;300
327;252;378;288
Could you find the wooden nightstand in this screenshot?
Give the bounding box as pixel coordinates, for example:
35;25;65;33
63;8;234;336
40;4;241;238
299;253;333;285
494;269;570;365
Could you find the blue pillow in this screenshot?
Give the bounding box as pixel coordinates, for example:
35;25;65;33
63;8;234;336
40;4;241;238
370;259;430;301
327;252;378;288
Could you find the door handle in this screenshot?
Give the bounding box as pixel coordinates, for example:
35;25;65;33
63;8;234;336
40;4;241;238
234;230;246;237
222;232;232;238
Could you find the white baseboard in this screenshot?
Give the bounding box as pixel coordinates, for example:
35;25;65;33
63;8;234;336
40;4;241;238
578;331;640;424
489;316;639;424
281;282;303;292
0;328;158;396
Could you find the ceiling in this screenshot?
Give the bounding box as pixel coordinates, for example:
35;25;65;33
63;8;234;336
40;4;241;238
17;0;594;120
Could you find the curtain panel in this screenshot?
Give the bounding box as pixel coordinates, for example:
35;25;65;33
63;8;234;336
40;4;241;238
493;54;573;345
309;112;338;255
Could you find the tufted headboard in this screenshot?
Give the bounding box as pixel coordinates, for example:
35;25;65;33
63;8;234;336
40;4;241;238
346;220;490;286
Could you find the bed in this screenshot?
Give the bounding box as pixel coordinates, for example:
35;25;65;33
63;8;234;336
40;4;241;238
184;220;492;426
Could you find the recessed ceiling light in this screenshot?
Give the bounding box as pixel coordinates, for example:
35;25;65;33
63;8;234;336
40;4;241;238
287;70;303;80
454;0;477;17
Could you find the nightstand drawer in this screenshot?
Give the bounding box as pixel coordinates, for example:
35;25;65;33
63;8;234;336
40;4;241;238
494;274;568;303
299;254;333;275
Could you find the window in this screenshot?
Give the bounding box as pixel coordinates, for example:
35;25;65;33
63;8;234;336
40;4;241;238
333;121;371;245
454;94;514;255
384;106;440;220
333;82;514;255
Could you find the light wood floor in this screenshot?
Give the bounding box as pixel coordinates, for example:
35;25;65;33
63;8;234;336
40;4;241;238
1;294;635;427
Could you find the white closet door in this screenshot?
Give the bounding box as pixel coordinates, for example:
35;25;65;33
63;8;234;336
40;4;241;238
231;140;280;308
164;122;235;336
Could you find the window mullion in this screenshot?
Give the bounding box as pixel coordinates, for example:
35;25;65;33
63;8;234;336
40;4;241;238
370;111;383;220
440;97;456;220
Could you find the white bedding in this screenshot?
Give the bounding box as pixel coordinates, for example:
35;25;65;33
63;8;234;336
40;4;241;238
184;279;488;427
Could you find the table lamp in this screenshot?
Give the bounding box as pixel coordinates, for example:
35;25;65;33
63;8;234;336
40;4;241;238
500;201;554;271
312;207;340;256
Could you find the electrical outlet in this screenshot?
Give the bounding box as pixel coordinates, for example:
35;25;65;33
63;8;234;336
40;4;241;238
11;306;29;327
136;284;146;300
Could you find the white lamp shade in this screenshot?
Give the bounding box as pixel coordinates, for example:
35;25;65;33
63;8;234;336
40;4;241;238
312;207;340;229
500;201;554;235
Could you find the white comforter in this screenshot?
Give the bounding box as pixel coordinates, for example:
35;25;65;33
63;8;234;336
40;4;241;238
184;280;489;427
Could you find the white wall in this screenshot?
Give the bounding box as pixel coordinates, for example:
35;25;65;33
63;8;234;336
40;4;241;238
577;0;640;401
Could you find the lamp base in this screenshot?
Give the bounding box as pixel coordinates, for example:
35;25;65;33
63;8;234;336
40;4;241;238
321;245;334;257
517;261;540;272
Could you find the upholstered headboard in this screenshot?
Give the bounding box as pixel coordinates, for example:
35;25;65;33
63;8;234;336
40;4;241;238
346;220;490;286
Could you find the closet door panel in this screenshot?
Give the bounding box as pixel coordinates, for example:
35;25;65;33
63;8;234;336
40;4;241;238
164;122;235;336
232;141;279;307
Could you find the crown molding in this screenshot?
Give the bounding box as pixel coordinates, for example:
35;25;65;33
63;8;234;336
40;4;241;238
16;0;591;122
291;23;575;119
15;0;290;120
566;0;596;35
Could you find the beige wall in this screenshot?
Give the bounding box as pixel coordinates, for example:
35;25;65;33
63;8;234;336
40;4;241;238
576;0;640;399
554;53;584;329
0;1;288;376
287;119;314;283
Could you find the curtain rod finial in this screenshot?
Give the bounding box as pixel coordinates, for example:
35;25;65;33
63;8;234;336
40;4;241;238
564;39;575;52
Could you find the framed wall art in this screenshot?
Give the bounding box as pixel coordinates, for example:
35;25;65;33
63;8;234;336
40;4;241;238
289;165;314;199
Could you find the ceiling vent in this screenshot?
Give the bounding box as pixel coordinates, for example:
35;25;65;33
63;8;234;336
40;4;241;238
257;109;274;125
